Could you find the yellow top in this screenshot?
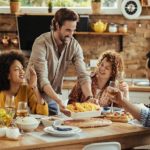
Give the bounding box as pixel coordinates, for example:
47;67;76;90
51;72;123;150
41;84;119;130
0;85;48;115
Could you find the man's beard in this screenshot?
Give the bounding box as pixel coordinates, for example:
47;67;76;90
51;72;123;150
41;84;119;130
61;36;71;44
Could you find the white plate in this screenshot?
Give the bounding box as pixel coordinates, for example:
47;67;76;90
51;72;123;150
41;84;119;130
71;110;101;119
44;126;81;137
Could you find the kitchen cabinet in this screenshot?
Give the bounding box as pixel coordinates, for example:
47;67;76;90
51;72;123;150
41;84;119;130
129;91;150;104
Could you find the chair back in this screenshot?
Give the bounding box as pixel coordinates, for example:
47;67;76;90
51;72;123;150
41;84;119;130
82;142;121;150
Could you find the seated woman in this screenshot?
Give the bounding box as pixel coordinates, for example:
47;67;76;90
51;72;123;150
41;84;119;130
0;50;48;115
68;50;128;107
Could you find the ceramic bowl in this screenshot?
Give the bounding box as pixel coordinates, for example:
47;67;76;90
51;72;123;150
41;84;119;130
41;116;62;127
15;116;40;131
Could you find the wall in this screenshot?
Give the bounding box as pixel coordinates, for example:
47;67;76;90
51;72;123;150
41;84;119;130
0;12;150;78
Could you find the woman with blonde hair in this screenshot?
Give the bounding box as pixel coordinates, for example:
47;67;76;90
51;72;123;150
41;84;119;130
68;50;128;107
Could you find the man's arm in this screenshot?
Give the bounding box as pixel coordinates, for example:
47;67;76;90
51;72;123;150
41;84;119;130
43;84;65;109
81;82;93;98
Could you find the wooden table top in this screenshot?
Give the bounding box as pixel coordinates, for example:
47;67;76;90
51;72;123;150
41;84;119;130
0;122;150;150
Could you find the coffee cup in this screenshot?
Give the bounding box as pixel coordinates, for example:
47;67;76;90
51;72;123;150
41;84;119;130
0;127;7;137
6;127;20;139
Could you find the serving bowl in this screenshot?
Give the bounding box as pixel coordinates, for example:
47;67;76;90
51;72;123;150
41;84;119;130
41;116;62;127
15;116;40;131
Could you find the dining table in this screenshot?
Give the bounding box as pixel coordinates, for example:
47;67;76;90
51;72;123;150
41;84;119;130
0;120;150;150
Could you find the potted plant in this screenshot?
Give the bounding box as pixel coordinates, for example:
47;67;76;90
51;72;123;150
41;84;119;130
48;0;52;13
10;0;21;14
91;0;101;14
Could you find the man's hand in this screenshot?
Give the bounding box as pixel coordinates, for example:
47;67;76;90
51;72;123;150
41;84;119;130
60;107;71;117
87;98;99;105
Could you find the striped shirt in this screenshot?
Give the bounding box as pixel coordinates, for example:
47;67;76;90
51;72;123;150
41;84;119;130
141;107;150;127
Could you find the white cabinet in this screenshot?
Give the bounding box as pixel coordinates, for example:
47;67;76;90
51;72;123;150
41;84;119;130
129;92;150;104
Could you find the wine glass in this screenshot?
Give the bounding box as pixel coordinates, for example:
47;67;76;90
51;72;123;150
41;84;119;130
108;81;117;113
16;102;28;117
16;102;28;134
5;95;16;119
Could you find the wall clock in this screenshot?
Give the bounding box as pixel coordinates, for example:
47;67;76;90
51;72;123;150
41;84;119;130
121;0;142;19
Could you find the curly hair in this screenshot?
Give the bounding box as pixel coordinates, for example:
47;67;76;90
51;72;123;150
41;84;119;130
0;50;26;91
51;8;79;31
96;50;124;81
146;51;150;69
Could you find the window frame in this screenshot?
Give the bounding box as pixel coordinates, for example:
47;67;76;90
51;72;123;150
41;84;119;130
0;0;122;14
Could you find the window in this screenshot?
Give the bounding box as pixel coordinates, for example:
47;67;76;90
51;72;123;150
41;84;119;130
0;0;121;14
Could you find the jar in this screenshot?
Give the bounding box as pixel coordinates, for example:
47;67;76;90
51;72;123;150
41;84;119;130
108;23;117;33
118;24;128;33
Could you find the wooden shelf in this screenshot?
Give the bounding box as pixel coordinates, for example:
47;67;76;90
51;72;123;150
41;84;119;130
74;32;128;52
74;32;128;36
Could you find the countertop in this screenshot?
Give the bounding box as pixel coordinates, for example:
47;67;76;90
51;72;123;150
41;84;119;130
63;80;150;92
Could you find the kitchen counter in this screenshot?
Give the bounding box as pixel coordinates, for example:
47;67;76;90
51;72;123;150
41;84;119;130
63;80;150;92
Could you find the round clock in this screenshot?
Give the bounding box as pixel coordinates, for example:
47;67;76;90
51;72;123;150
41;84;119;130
121;0;142;19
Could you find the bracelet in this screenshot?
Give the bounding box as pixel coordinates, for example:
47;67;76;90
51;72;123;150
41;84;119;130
85;96;93;101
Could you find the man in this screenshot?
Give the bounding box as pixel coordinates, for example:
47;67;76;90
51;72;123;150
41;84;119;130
26;8;95;115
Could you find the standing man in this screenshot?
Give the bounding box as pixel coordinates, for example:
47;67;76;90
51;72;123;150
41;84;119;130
27;8;94;115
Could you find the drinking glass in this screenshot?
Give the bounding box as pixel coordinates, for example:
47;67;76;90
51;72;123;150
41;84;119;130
5;95;16;119
108;81;117;113
16;102;28;117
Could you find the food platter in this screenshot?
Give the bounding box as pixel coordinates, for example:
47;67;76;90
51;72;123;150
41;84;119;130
64;118;112;128
71;110;101;119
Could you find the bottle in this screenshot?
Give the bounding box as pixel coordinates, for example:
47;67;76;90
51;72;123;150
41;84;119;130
48;0;52;13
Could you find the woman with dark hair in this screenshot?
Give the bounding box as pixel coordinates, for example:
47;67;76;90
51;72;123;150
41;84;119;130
68;50;128;107
0;50;48;115
146;51;150;82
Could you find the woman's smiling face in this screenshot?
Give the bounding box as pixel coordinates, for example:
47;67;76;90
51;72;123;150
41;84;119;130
98;58;112;80
8;60;25;85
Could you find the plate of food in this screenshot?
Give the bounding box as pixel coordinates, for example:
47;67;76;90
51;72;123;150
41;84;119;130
67;102;101;119
104;111;133;123
44;126;81;137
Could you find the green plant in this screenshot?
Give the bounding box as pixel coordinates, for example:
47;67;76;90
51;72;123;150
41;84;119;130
92;0;101;2
10;0;19;2
48;0;52;7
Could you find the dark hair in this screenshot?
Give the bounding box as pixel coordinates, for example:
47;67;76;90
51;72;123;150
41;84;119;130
146;51;150;69
0;50;26;91
51;8;79;31
97;50;124;81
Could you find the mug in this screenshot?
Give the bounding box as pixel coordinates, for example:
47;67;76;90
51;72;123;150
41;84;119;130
6;127;20;139
0;127;7;137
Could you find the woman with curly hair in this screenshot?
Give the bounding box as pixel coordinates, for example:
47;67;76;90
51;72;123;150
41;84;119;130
68;50;129;107
0;50;48;115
